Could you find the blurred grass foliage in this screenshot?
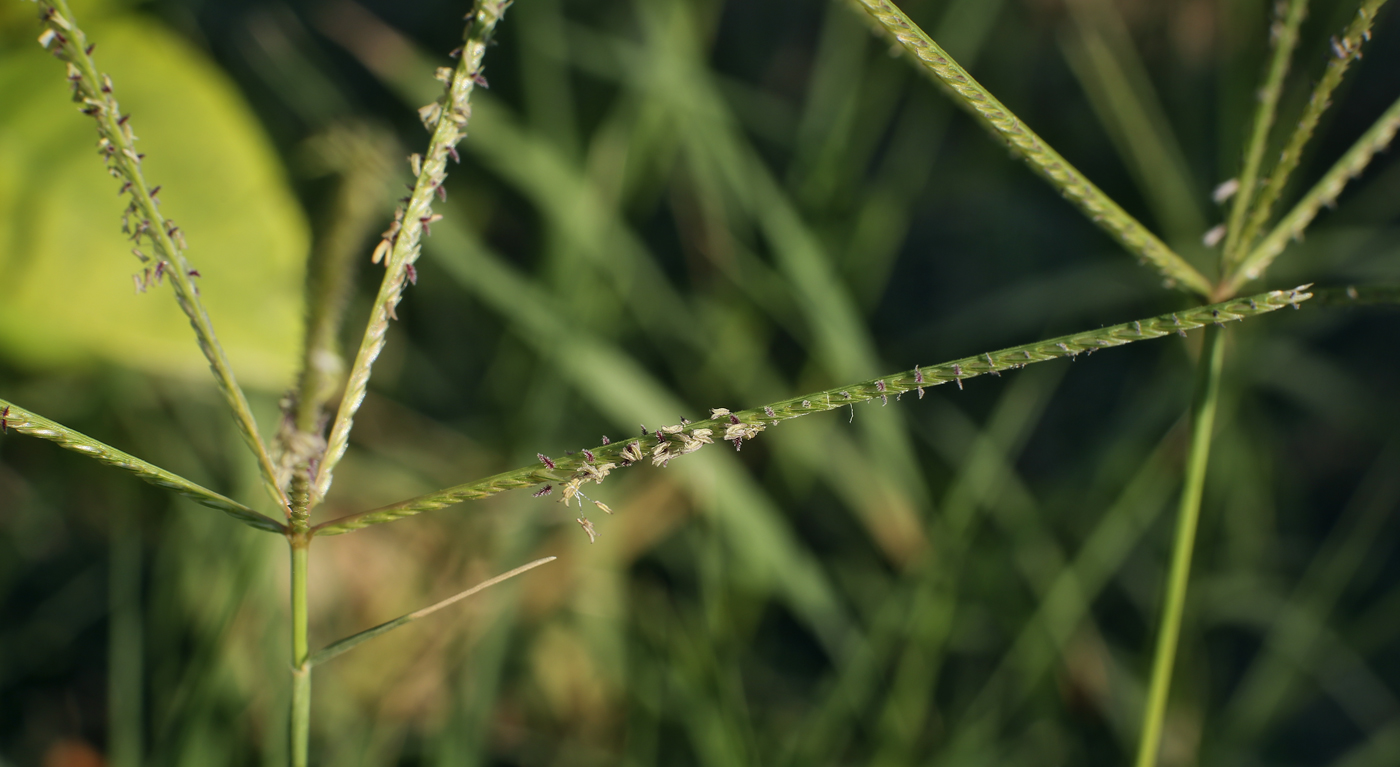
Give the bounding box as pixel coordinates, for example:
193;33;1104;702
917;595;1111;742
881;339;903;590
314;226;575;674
1;0;1399;765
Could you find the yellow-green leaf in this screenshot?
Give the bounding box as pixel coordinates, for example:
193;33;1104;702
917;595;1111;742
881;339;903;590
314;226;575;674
0;15;306;389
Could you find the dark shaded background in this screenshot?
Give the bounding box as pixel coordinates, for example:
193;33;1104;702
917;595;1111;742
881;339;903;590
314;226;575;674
2;0;1399;764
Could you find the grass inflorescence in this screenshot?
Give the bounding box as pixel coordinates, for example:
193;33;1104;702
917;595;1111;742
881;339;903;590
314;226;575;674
3;0;1397;764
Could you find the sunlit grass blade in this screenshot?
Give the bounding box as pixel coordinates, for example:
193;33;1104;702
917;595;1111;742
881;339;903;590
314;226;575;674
312;285;1312;537
1229;0;1390;268
843;0;1212;296
38;0;289;513
1224;94;1400;296
0;398;285;534
306;557;557;667
311;0;510;510
1222;0;1309;266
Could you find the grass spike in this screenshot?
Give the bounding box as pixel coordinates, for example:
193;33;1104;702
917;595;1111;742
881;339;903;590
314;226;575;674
843;0;1212;297
37;0;289;514
311;0;511;507
1228;0;1390;267
311;287;1310;536
1222;0;1310;266
0;398;285;534
1224;94;1400;297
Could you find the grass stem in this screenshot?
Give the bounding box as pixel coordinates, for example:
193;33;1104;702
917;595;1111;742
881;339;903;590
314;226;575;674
1133;325;1226;767
290;538;311;767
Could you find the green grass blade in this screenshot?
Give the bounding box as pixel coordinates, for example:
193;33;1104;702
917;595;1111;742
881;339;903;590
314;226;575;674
0;398;285;534
1060;4;1206;243
39;1;290;513
1133;325;1226;767
311;0;510;510
312;285;1311;536
1222;0;1309;266
1220;442;1400;745
306;557;557;668
1229;0;1391;271
843;0;1213;296
1226;94;1400;295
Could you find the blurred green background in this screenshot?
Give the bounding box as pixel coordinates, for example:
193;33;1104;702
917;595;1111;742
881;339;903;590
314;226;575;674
1;0;1398;764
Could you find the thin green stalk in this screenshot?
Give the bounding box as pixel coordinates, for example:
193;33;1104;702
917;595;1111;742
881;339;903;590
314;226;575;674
1221;0;1309;267
38;0;289;514
1224;93;1400;296
312;0;511;507
843;0;1212;296
312;286;1311;537
1134;325;1226;767
290;539;311;767
0;398;286;533
1229;0;1389;267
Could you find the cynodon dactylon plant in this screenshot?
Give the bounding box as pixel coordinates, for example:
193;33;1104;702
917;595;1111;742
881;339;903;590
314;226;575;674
1;0;1397;764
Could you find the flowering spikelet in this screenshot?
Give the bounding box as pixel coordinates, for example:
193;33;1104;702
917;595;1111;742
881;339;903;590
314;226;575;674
577;517;598;543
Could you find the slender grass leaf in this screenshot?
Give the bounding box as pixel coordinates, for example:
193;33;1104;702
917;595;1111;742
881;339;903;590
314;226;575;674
307;557;556;668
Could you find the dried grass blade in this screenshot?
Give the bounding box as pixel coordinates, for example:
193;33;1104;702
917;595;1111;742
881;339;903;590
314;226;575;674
0;398;285;534
306;557;557;667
